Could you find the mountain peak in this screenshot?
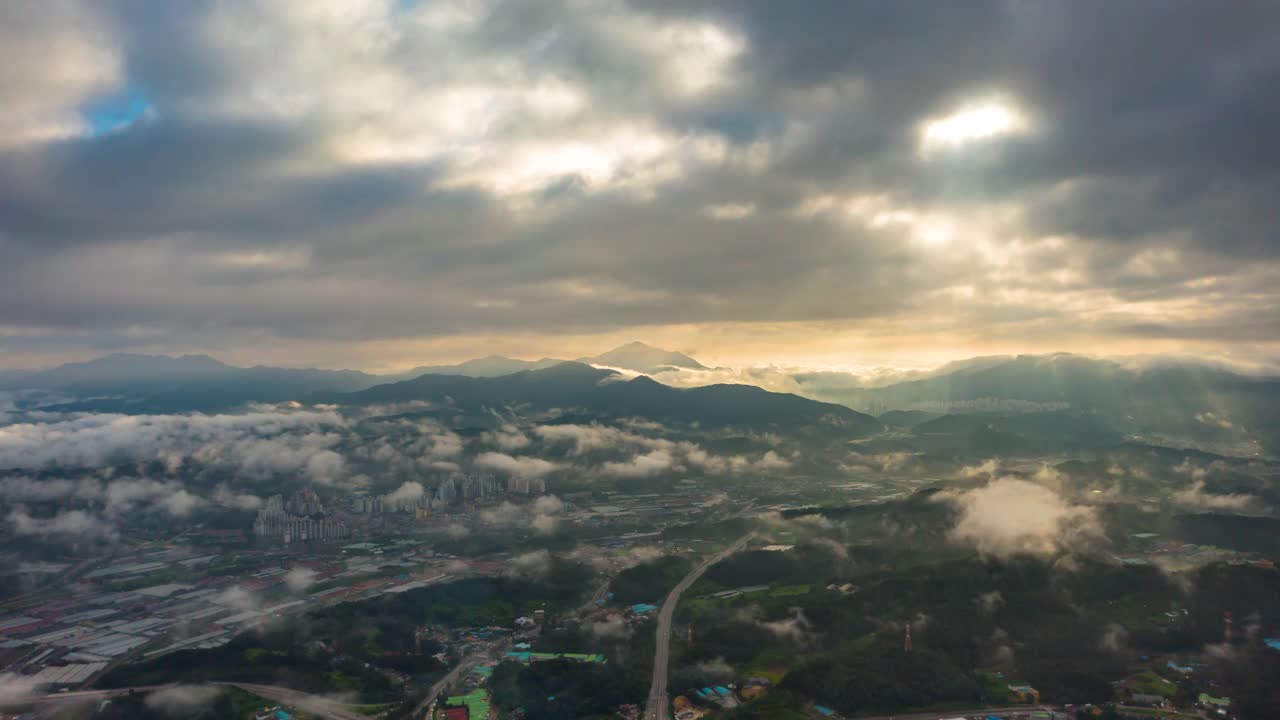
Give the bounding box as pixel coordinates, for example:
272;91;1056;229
580;342;708;374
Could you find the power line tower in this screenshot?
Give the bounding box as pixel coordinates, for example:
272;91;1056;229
1224;611;1233;644
904;623;912;652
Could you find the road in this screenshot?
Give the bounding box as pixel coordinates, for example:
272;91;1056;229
18;684;172;707
410;654;483;719
582;577;612;612
643;533;753;720
857;706;1059;720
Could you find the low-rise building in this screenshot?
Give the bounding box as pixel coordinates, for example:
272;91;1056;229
1007;684;1040;703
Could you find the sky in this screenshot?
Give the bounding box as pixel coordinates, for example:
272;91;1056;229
2;1;1279;373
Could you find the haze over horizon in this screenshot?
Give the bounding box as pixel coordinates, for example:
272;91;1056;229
4;1;1280;372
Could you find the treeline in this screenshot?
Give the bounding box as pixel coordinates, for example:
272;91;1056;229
780;637;979;713
97;624;404;703
489;658;646;720
609;555;690;605
677;535;1280;714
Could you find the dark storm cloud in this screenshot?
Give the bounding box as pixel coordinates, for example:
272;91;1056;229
2;0;1279;363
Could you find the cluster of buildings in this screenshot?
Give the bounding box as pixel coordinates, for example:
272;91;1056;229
1115;532;1275;571
284;488;323;516
0;549;227;693
672;678;773;718
505;474;546;495
253;490;350;542
349;473;506;515
256;481;736;547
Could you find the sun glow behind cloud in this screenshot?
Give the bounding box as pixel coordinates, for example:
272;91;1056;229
920;100;1029;152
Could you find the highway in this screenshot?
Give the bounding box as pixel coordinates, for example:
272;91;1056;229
18;684;172;706
857;706;1059;720
643;533;753;720
216;682;371;720
14;682;368;720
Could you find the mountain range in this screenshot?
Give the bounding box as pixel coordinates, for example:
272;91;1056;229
388;341;707;379
835;354;1280;454
0;353;379;410
6;345;1280;455
0;341;704;404
310;361;879;436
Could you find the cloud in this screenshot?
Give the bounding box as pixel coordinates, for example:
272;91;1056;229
284;567;318;592
0;475;96;502
533;495;564;515
104;478;205;516
602;449;674;478
849;451;914;473
0;474;208;519
807;537;849;562
984;628;1017;668
484;424;531;451
213;585;259;612
1171;481;1256;511
1099;623;1128;653
7;509;115;539
1195;412;1235;430
440;522;470;539
480;497;563;534
534;422;743;477
386;480;426;504
703;203;756;221
145;685;224;717
533;423;664;455
0;0;120;147
474;452;558;479
530;512;559;534
958;459;1001;479
0;410;348;485
480;501;525;527
0;673;43;704
690;657;734;679
508;549;553;579
212;484;264;510
1173;459;1208;482
588;614;632;639
941;477;1103;557
159;488;204;516
569;544;663;572
4;1;1280;368
758;608;814;645
304;449;347;485
754;450;791;470
531;494;565;534
976;590;1004;617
